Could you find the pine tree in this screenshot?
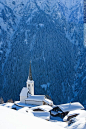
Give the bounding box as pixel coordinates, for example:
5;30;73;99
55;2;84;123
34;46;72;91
7;99;13;103
0;97;4;104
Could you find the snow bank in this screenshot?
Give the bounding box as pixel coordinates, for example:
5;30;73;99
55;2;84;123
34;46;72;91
0;106;64;129
67;110;86;129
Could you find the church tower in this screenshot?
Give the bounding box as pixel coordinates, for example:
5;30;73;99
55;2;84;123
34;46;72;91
26;61;34;95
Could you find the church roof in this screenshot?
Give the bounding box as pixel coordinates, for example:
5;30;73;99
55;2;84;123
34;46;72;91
25;95;53;105
25;95;45;102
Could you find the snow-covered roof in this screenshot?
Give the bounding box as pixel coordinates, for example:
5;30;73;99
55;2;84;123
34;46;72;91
44;98;53;105
25;95;53;105
51;111;58;116
31;105;53;112
32;111;50;120
68;110;86;129
25;95;45;102
20;87;28;97
14;101;37;108
54;102;84;112
67;109;84;117
63;110;83;122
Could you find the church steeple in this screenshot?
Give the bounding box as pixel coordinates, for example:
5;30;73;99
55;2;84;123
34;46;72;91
26;61;34;95
28;61;33;81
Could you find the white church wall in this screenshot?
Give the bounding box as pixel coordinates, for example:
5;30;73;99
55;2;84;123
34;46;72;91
31;82;34;95
20;96;27;103
25;100;43;105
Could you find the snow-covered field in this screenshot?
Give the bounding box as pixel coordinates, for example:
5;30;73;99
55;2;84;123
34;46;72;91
0;103;86;129
0;105;65;129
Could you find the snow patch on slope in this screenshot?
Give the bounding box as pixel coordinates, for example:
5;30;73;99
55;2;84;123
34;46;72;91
41;83;50;90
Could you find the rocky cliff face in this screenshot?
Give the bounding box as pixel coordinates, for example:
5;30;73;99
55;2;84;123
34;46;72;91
0;0;86;106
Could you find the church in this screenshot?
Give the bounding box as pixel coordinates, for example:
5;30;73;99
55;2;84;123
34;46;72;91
20;62;53;106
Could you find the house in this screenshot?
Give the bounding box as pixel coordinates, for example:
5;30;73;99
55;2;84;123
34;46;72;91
20;62;53;106
63;109;84;122
27;105;53;120
50;102;84;118
30;105;53;112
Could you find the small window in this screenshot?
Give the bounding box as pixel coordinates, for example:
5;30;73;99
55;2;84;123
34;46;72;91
28;84;30;87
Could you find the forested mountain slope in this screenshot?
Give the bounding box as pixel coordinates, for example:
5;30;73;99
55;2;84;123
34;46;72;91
0;0;86;106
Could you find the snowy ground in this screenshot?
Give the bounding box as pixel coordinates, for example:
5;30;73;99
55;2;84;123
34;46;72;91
0;103;86;129
0;105;65;129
